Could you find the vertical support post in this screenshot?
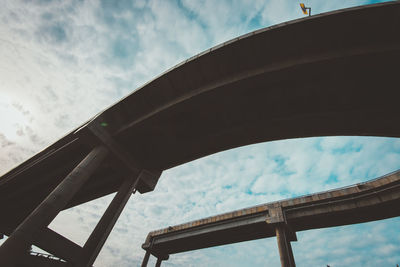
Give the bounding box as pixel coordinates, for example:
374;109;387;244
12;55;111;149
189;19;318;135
155;258;163;267
141;250;151;267
0;146;108;266
288;239;295;267
267;204;296;267
275;224;295;267
74;172;140;267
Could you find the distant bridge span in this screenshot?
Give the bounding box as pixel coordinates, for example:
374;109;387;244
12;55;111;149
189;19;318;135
0;2;399;266
142;170;400;266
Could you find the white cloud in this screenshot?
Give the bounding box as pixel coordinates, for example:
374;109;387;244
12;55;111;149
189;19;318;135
48;136;398;266
0;0;398;266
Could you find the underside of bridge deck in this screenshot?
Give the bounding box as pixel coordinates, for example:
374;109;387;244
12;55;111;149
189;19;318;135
0;2;399;266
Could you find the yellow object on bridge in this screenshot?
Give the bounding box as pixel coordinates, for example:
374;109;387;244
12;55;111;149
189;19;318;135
300;3;309;15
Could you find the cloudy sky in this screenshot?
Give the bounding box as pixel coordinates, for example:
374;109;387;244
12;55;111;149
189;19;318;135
0;0;399;266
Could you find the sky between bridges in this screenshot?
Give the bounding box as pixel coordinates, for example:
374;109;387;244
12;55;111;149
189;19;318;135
0;0;399;266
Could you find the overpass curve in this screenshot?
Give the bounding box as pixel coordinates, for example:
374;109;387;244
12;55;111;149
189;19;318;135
0;1;399;236
142;170;400;256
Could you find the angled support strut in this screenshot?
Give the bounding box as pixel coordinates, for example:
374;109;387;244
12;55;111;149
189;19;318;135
73;173;141;266
70;120;162;266
0;145;109;266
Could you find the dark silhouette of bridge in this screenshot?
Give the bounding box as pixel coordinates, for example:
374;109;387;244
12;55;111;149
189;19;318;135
0;2;399;266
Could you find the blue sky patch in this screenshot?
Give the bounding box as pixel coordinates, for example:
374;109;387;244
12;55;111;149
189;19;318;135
0;1;398;266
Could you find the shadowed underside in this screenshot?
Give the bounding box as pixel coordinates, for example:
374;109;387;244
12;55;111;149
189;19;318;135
0;1;399;237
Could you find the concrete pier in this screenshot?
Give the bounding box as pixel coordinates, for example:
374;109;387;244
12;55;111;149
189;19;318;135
155;258;163;267
275;224;295;267
0;146;108;266
141;251;151;267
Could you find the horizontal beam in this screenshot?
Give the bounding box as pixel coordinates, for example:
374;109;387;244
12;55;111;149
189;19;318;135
87;121;141;175
148;212;268;247
87;120;161;193
33;228;82;263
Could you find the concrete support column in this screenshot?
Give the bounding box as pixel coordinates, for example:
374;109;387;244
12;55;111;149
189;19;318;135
74;173;140;267
0;146;108;267
141;250;151;267
275;224;295;267
155;258;163;267
288;238;295;267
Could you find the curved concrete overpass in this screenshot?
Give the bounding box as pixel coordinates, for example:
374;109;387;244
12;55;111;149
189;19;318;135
0;2;399;266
